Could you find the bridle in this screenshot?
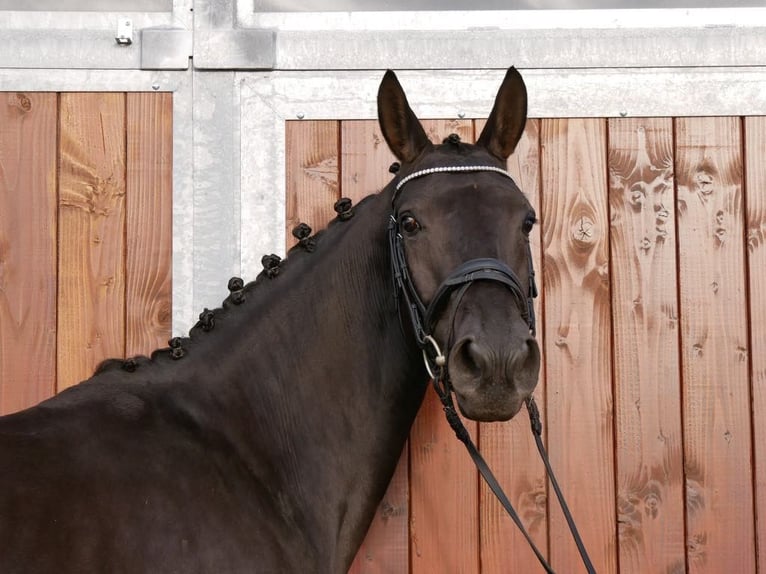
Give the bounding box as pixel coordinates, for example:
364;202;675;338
388;165;596;574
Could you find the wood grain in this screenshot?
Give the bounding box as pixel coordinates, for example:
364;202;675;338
57;93;127;391
676;117;754;573
540;118;616;574
608;118;686;574
408;119;480;574
342;120;409;574
475;118;549;573
285;120;339;246
0;92;58;414
745;116;766;574
340;119;398;203
126;93;173;357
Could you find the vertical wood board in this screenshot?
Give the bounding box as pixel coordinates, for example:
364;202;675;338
608;118;686;574
408;119;479;574
540;118;616;574
675;117;754;574
285;120;340;249
57;93;127;391
745;117;766;574
126;92;173;357
476;118;550;573
0;92;58;415
342;120;409;574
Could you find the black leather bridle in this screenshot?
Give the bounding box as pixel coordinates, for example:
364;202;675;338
389;165;596;574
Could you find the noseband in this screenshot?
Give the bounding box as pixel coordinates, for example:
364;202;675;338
388;165;595;574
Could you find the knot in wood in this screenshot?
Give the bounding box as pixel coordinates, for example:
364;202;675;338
334;197;354;221
572;216;597;245
388;162;401;174
15;93;32;112
694;170;715;195
261;254;282;278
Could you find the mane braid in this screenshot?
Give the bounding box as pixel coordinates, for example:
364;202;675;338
102;189;391;373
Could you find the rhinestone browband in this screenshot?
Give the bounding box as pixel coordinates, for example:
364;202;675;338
393;165;514;203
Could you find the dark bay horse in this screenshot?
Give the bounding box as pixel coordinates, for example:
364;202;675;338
0;68;540;573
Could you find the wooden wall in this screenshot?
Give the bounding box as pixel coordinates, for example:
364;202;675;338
3;98;765;573
287;117;765;574
0;92;172;413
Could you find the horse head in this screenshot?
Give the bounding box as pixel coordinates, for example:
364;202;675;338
379;68;540;422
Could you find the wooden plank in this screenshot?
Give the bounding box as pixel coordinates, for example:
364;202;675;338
540;118;616;574
342;120;410;574
408;119;479;574
285;120;339;247
746;116;766;574
608;118;686;574
0;92;58;414
340;119;397;202
57;93;127;391
675;117;754;573
475;118;549;573
125;93;173;357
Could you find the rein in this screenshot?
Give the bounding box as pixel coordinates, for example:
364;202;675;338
389;166;596;574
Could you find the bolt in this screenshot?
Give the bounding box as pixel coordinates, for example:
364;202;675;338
457;111;466;119
152;83;160;91
296;112;305;120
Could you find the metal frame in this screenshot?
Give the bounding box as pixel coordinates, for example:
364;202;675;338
238;67;766;282
1;0;765;334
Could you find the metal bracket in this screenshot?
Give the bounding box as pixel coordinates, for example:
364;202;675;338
141;28;193;70
115;18;133;46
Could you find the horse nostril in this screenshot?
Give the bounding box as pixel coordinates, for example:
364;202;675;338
450;338;487;380
507;338;539;378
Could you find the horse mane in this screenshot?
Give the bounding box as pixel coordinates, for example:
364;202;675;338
93;190;390;378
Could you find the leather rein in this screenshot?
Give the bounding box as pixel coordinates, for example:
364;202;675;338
388;165;596;574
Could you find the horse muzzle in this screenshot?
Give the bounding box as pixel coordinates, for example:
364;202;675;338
447;335;540;422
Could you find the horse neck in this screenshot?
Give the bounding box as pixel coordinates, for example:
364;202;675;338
179;190;427;569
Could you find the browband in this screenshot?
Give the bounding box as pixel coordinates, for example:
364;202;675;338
393;165;513;204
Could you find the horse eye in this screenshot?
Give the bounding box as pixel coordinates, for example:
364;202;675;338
522;214;536;235
400;215;421;234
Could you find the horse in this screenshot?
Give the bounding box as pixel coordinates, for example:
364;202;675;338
0;67;540;573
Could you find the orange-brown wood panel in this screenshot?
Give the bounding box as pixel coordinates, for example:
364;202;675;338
57;93;127;391
341;120;410;574
125;93;173;357
745;117;766;574
675;117;755;574
0;92;58;415
608;118;686;574
475;118;549;573
285;120;340;248
540;118;616;574
408;119;480;574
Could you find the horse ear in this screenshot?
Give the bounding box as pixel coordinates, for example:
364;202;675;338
377;70;432;163
477;67;528;161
